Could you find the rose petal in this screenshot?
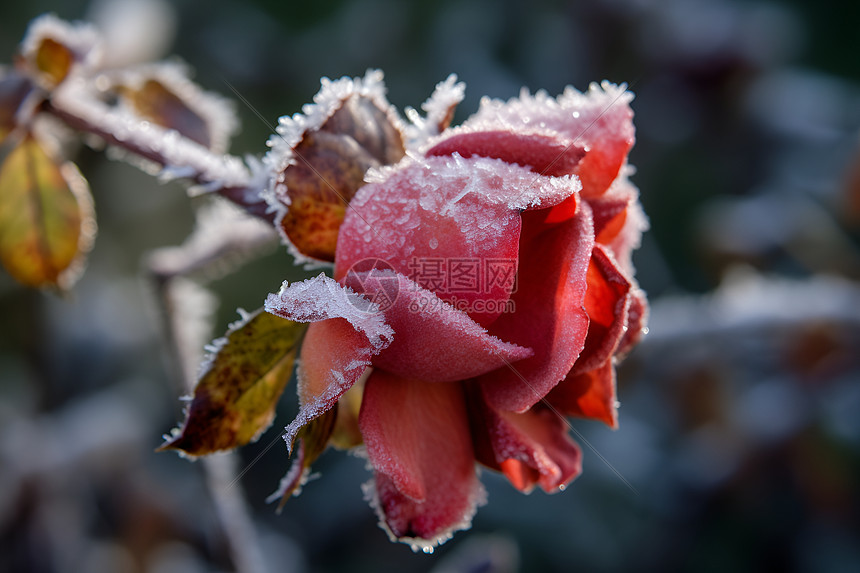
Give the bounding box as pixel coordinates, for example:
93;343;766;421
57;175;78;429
587;172;648;273
547;359;618;428
284;319;374;449
335;154;580;325
264;273;394;448
467;82;634;198
573;244;631;375
426;130;585;177
616;285;649;358
343;270;533;382
360;370;484;547
479;203;595;413
469;385;582;493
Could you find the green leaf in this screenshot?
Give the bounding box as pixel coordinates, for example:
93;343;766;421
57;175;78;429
160;309;307;456
0;134;95;290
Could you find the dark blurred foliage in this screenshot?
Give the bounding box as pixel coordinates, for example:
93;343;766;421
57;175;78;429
1;1;859;572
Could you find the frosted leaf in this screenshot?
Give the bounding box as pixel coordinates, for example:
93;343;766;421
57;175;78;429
106;61;238;153
51;76;250;189
263;69;406;179
147;198;277;281
20;15;102;87
264;273;393;351
404;74;465;148
262;69;406;264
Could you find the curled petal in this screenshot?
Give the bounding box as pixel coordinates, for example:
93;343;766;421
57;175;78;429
469;385;582;493
547;359;618;428
467;82;634;197
264;273;394;448
360;371;484;549
587;171;648;273
344;270;532;382
573;244;631;375
480;203;594;413
616;284;649;358
426;130;585;177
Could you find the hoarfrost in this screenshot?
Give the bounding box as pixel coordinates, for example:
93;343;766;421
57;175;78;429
263;69;405;178
22;14;103;75
405;74;465;147
106;61;239;153
52;77;250;189
264;273;393;351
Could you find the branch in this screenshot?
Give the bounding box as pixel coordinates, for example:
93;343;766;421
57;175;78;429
42;87;275;222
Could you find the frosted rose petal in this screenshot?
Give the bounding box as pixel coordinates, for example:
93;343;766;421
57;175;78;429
335;154;580;324
264;274;393;447
360;371;484;548
470;386;582;493
479;204;595;413
547;359;618;428
343;270;533;382
426;130;585;177
573;244;631;375
467;82;634;197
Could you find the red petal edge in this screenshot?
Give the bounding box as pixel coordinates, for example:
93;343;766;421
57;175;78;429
468;384;582;493
360;371;485;550
479;203;595;413
344;270;533;382
264;274;394;449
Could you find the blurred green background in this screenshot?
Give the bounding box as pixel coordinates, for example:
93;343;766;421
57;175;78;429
2;0;860;572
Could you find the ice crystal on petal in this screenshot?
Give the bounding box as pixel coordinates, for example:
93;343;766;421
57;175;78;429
264;273;393;351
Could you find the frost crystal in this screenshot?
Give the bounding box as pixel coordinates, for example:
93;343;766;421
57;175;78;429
107;61;239;153
264;273;393;351
52;77;250;189
22;14;103;74
405;74;466;147
263;69;404;180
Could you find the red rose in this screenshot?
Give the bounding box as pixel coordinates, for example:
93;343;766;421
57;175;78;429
266;76;648;550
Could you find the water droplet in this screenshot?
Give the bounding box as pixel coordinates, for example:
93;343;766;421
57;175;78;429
572;111;580;118
428;237;438;249
422;546;434;554
558;484;566;492
641;326;650;336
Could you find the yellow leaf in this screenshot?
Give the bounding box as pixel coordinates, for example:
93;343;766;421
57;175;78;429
0;135;95;290
159;310;307;456
35;38;74;88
